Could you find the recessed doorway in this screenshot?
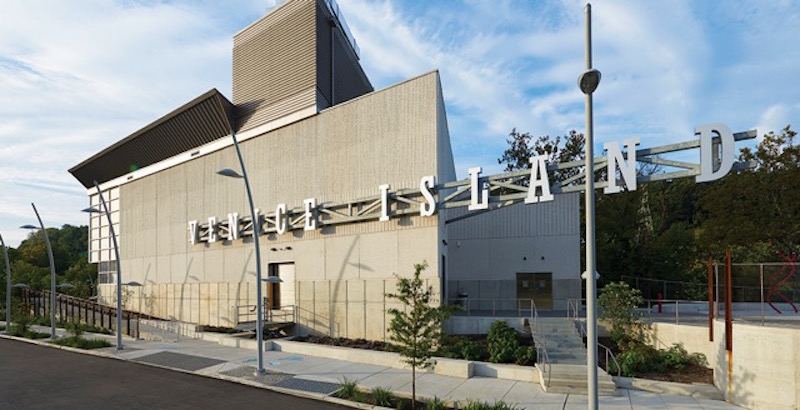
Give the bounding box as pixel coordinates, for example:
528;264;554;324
517;272;552;309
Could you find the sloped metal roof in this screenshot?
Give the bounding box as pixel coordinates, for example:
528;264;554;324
69;89;235;188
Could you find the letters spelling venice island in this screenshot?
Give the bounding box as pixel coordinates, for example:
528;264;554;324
188;123;749;244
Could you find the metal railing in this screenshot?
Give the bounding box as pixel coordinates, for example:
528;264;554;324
20;289;155;339
451;297;535;318
234;302;297;324
531;299;552;387
566;298;621;380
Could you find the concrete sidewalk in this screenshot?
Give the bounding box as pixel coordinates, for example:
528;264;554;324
2;324;742;409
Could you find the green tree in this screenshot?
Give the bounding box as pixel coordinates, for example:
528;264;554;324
385;262;454;410
699;125;799;257
497;128;585;184
598;281;644;346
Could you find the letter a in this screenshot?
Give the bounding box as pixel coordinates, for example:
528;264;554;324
525;155;554;204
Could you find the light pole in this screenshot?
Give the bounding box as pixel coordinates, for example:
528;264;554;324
578;3;601;409
21;202;58;340
1;233;11;332
82;179;125;350
217;128;267;374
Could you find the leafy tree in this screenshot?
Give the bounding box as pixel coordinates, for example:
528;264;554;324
498;128;585;184
385;262;454;410
699;125;799;257
598;281;644;346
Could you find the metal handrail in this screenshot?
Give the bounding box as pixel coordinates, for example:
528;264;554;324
235;303;297;324
568;298;621;380
453;297;536;318
530;299;552;387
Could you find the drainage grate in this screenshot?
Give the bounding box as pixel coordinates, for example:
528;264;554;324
271;378;341;395
133;351;225;371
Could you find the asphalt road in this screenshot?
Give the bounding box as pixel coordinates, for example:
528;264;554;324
0;338;348;410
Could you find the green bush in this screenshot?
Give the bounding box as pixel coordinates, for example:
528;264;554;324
514;345;537;366
370;386;394;407
612;342;708;377
424;397;447;410
486;321;520;364
461;400;521;410
52;336;112;349
337;377;362;401
598;282;644;346
459;340;487;361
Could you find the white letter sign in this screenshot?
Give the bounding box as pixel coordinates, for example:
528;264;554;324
188;220;198;244
525;155;554;204
303;198;316;231
379;184;390;222
207;216;217;243
468;167;489;210
227;213;239;240
275;204;287;234
696;123;735;183
420;175;436;217
604;138;640;194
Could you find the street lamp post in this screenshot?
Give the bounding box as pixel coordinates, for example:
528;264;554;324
82;180;125;350
21;202;58;340
1;233;11;332
578;3;601;409
217;129;267;374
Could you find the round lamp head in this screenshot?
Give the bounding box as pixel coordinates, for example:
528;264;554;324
217;168;243;179
20;224;37;230
578;68;601;94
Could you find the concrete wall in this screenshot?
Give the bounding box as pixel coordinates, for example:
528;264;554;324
107;72;451;340
649;320;800;409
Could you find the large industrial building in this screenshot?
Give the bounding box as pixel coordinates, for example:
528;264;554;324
69;0;579;340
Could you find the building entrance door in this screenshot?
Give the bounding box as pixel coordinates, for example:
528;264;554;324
268;262;295;309
516;272;553;309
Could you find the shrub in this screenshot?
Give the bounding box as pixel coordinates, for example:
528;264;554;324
424;397;447;410
514;345;537;366
460;340;487;361
461;400;521;410
370;386;394;407
486;321;520;364
338;377;361;401
598;282;644;345
52;336;112;349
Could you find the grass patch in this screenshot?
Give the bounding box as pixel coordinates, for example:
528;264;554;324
52;336;112;349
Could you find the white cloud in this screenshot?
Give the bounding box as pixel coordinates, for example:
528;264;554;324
0;0;797;246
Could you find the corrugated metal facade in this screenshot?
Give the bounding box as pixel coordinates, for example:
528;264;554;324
68;89;234;188
233;0;317;132
447;193;580;239
233;0;372;132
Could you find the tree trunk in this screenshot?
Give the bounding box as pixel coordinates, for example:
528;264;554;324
412;365;416;410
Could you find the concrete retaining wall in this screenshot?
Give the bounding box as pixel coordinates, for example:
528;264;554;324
650;320;800;409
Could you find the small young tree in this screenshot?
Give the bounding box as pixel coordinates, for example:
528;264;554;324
598;281;644;346
386;262;454;410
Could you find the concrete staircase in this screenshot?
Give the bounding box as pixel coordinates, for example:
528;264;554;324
533;317;618;396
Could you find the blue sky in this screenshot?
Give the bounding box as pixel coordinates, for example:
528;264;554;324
0;0;798;246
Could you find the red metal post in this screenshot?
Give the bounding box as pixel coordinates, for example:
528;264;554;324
708;254;714;341
725;248;733;351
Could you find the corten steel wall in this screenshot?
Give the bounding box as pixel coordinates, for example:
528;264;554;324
446;194;581;310
103;71;453;340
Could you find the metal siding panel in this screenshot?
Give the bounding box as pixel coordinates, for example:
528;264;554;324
233;0;317;132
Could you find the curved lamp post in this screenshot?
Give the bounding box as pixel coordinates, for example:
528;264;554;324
578;3;601;409
82;179;125;350
1;233;11;332
217;128;268;374
21;202;57;339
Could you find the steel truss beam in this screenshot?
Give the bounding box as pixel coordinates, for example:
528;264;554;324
195;130;757;240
